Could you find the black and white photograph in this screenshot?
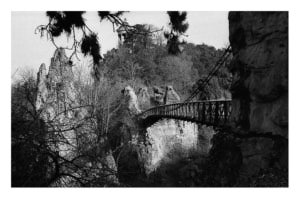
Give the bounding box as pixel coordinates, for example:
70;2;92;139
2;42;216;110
5;0;297;194
10;10;289;188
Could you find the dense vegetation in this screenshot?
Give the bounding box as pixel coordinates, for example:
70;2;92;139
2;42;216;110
98;24;231;100
11;73;50;186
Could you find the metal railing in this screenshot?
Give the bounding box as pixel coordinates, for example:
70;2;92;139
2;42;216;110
140;100;232;126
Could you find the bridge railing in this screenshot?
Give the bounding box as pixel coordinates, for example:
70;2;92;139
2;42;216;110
140;100;232;126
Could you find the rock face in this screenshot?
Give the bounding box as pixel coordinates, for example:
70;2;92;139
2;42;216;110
122;86;141;114
141;121;215;175
164;85;181;104
119;85;215;175
228;12;288;178
36;48;119;185
136;87;151;110
36;48;83;158
229;12;288;136
151;86;165;106
136;85;181;111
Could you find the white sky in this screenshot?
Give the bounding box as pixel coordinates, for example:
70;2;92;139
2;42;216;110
11;11;229;75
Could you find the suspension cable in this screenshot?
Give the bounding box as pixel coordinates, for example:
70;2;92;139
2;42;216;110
184;46;232;102
146;45;232;115
140;45;232;117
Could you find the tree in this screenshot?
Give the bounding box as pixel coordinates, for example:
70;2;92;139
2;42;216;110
36;11;189;80
158;54;195;97
100;23;168;87
11;72;50;186
182;43;232;100
11;69;122;187
164;11;189;55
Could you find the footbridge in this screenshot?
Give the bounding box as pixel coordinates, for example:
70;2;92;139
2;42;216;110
139;46;232;127
140;100;232;127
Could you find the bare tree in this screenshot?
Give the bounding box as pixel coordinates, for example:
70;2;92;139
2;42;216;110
12;68;122;187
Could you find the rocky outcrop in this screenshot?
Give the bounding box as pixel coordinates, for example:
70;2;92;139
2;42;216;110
36;48;83;158
164;85;181;104
136;85;181;111
136;85;181;110
140;121;215;175
228;12;288;180
151;86;165;105
118;85;215;176
122;86;141;114
229;12;288;136
36;48;119;186
136;87;151;110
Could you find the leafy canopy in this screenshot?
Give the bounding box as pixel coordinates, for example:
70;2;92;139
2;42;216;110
37;11;189;80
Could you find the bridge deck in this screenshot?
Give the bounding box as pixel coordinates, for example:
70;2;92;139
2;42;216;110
140;100;232;127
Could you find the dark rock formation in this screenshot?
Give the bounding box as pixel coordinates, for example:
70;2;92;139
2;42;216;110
229;12;288;136
228;11;288;184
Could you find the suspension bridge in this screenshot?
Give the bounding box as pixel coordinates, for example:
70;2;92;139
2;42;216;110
139;46;232;127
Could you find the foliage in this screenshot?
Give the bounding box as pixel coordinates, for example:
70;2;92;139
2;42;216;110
167;11;189;34
100;31;230;100
157;54;195;97
146;150;207;187
11;70;123;187
36;11;130;80
165;11;189;55
183;43;232;99
81;33;102;64
11;74;50;186
46;11;86;36
37;11;192;79
200;132;243;186
98;11;125;21
144;132;241;187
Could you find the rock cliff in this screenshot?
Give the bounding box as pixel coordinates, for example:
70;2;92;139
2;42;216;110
140;120;215;175
228;12;288;179
36;48;83;158
36;48;119;186
118;85;215;176
229;12;288;136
